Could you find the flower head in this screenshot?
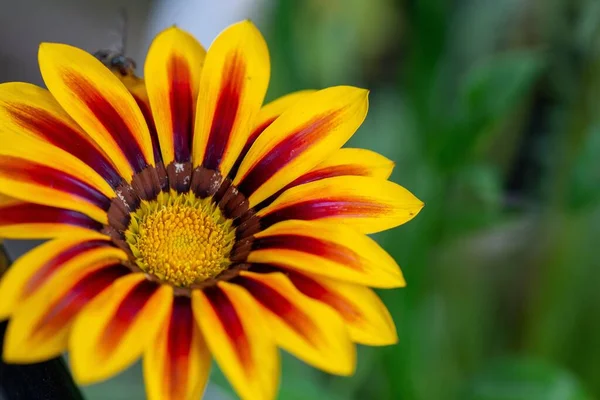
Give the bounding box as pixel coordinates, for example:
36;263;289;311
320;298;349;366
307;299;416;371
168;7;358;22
0;21;423;400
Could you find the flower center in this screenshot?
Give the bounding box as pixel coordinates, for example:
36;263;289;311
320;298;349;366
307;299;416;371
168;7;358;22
125;191;236;287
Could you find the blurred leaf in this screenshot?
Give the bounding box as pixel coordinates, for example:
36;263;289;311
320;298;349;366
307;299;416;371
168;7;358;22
444;164;504;235
436;51;544;169
461;51;543;123
567;124;600;210
463;357;591;400
274;354;338;400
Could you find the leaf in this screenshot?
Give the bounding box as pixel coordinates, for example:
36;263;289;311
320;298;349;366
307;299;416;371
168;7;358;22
461;51;543;125
436;51;544;169
463;357;591;400
567;124;600;210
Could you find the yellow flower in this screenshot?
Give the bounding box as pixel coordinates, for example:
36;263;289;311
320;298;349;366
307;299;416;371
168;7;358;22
0;21;423;400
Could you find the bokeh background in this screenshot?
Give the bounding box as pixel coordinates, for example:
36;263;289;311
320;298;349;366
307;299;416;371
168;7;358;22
1;0;600;399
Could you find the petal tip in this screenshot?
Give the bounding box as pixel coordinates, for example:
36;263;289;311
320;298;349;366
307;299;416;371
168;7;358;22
2;338;28;364
38;42;65;57
70;360;113;387
384;268;406;288
70;364;95;386
336;357;357;377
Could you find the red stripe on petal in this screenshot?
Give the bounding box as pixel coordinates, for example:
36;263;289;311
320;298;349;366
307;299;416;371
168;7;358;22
237;112;341;197
238;276;317;345
252;234;363;271
248;118;277;150
0;203;103;231
25;240;111;293
230;117;277;177
287;272;361;323
0;156;111;210
34;265;129;339
203;52;245;171
65;71;148;173
98;280;158;357
6;104;122;187
288;165;370;189
258;165;371;209
206;287;252;369
168;55;195;163
260;198;391;229
166;296;194;399
132;95;162;163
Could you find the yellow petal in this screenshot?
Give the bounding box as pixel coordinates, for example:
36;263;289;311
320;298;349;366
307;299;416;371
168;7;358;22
237;271;356;376
287;271;397;345
3;262;130;363
0;196;104;239
39;42;155;180
233;86;368;207
248;220;404;288
231;90;316;176
0;236;116;320
312;148;394;179
112;73;163;163
70;274;172;384
145;26;206;165
258;175;424;234
144;297;211;400
192;20;270;178
193;283;279;400
0;133;116;223
257;147;395;208
0;82;122;187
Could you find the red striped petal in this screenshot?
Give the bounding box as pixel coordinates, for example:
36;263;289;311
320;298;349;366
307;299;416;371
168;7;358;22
193;284;279;400
237;112;337;198
64;74;148;172
168;56;196;162
247;220;404;288
0;237;122;320
233;87;368;207
97;280;158;355
25;240;112;294
236;271;355;376
193;21;270;178
257;176;424;234
207;287;252;365
39;43;155;180
202;54;245;170
33;266;127;338
0;155;110;211
253;235;363;271
0;83;122;187
238;275;317;342
287;271;397;345
229;90;316;178
3;263;129;363
120;76;163;163
144;296;210;400
70;275;172;384
144;27;206;165
0;202;103;238
256;148;395;209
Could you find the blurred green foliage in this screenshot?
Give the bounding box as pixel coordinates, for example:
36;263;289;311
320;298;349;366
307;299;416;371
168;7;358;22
254;0;600;399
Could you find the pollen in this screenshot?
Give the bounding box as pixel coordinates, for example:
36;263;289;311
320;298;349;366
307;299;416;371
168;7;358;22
124;191;236;287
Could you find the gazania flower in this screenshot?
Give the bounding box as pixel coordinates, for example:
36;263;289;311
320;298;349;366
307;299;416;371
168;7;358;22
0;21;423;400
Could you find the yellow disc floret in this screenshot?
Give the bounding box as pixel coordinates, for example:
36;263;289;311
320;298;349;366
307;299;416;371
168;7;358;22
125;190;236;287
